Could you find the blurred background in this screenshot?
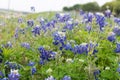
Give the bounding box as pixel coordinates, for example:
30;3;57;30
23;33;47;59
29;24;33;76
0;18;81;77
0;0;120;16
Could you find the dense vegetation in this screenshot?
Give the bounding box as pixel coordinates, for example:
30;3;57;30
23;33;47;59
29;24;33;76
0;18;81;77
0;8;120;80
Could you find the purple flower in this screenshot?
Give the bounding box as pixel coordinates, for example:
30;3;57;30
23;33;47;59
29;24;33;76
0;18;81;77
107;32;116;42
38;46;57;65
64;43;72;51
105;9;111;18
113;26;120;36
86;25;91;32
31;67;36;75
8;69;20;80
27;20;34;27
32;25;41;36
62;76;71;80
14;27;19;39
73;43;88;54
45;76;56;80
18;18;23;23
115;43;120;53
93;70;100;80
117;67;120;73
28;61;35;67
0;71;4;78
31;6;35;12
83;12;94;23
21;42;30;49
95;14;106;31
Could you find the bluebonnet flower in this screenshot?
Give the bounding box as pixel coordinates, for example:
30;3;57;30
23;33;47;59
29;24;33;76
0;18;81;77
114;18;120;26
80;9;84;15
53;31;66;48
31;67;36;75
32;25;41;36
6;41;12;48
95;13;107;31
0;71;4;79
93;70;100;80
18;18;23;23
115;43;120;53
113;26;120;36
21;42;30;49
86;24;91;33
8;69;20;80
5;61;21;70
38;46;57;65
89;42;98;55
107;32;116;42
83;12;94;23
14;27;19;39
64;43;72;51
45;76;56;80
39;18;45;26
117;67;120;73
28;61;35;67
31;6;35;12
64;20;77;30
104;9;111;18
27;20;34;27
62;76;71;80
56;13;71;22
72;43;88;54
2;41;12;48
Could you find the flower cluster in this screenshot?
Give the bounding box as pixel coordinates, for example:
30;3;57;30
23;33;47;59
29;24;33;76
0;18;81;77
27;20;34;27
95;14;107;31
21;42;30;49
56;13;71;22
38;46;57;65
32;25;41;36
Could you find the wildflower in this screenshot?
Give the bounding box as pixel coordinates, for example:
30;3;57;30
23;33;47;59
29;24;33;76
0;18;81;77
27;20;34;27
72;43;88;54
31;67;36;75
115;43;120;53
32;25;41;36
8;69;20;80
0;71;4;78
21;42;30;49
28;61;35;67
95;14;106;31
64;43;72;51
6;41;12;48
93;70;100;80
107;32;116;42
14;27;19;39
105;9;111;18
86;24;91;33
117;67;120;73
45;76;56;80
38;46;57;65
113;26;120;36
18;18;23;23
62;75;71;80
